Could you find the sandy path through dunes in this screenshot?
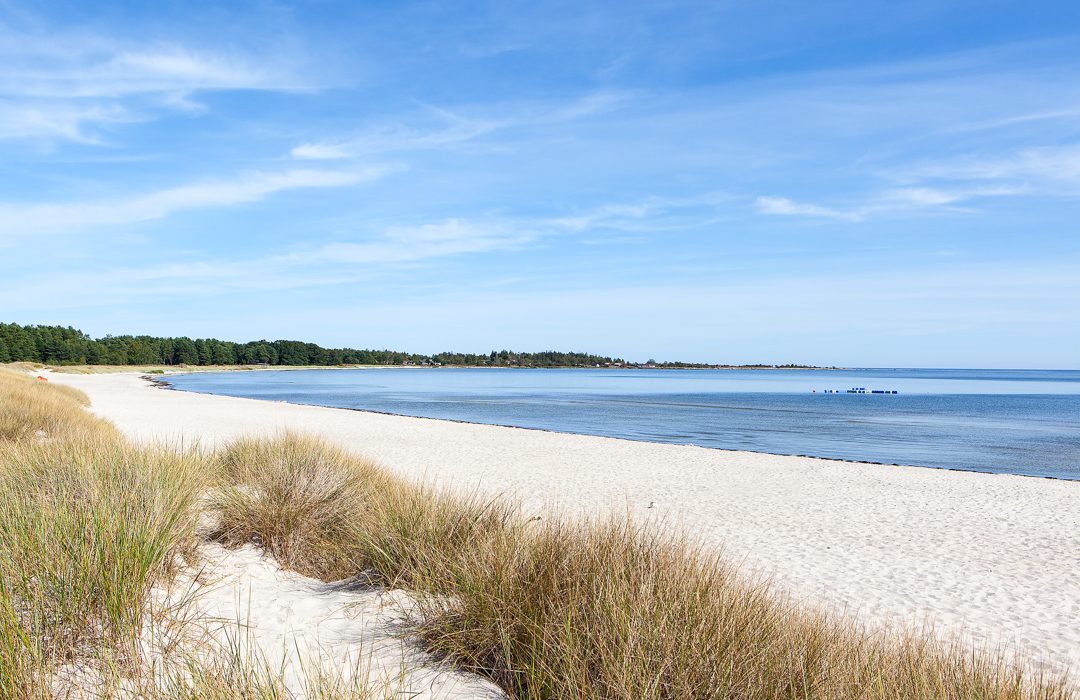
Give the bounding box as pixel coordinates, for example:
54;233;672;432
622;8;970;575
48;370;1080;679
147;544;504;699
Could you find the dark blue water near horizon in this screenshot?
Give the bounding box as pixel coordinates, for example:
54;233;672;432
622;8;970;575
165;368;1080;480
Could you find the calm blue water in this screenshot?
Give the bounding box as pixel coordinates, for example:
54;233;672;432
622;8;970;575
165;368;1080;480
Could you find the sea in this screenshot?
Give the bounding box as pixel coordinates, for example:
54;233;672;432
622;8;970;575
164;367;1080;480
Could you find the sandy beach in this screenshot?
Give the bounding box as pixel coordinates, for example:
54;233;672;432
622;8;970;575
46;370;1080;680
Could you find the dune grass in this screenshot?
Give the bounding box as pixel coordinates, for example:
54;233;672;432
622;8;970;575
213;433;517;592
211;434;1073;700
417;517;1061;699
0;375;413;699
0;438;207;658
0;368;114;443
212;434;396;580
0;369;207;698
139;645;405;700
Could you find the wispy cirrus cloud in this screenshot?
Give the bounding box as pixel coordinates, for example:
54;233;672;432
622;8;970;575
901;143;1080;188
752;113;1080;224
290;114;503;160
754;196;862;222
0;99;135;142
2;191;732;308
276;219;537;266
0;30;306;97
0;166;387;237
290;91;636;160
0;26;313;142
756;183;1031;222
267;194;727;272
717;41;1080;223
223;194;725;278
0;218;534;307
550;193;731;232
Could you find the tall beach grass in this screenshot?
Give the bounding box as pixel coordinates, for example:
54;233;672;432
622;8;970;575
0;367;114;443
0;368;206;697
212;433;1073;700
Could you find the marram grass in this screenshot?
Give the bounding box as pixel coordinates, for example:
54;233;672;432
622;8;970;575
0;368;206;697
0;438;207;660
0;367;114;443
213;434;1073;700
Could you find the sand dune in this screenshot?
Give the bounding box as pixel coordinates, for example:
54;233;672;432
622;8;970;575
46;370;1080;679
147;543;504;698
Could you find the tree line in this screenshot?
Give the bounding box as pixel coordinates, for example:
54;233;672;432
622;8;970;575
0;323;633;368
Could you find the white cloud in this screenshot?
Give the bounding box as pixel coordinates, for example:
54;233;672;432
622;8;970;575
290;91;634;160
944;106;1080;135
882;184;1028;206
291;115;504;160
0;217;535;307
882;187;965;207
0;192;733;304
755;184;1031;222
754;196;863;222
278;219;535;266
0;100;135;142
457;42;528;60
551;193;730;232
0;36;301;98
0;167;386;236
547;91;635;121
907;144;1080;187
289;143;356;161
0;28;311;143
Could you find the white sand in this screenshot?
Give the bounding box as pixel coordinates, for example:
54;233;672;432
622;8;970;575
53;540;504;699
46;370;1080;680
145;543;504;699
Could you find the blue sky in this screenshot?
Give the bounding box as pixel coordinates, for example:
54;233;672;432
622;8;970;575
2;1;1079;367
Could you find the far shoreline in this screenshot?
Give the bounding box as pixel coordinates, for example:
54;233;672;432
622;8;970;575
46;362;849;376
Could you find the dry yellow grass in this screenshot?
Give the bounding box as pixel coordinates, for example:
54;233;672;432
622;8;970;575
212;434;1073;700
0;367;112;442
418;516;1069;699
212;433;399;580
139;647;410;700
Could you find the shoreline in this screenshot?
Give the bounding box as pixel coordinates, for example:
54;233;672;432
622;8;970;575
150;373;1078;484
49;362;849;376
41;361;1080;375
42;369;1080;678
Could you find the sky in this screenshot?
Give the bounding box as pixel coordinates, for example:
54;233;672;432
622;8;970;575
2;1;1079;368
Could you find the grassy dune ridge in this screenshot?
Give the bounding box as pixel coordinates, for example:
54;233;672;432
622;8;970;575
0;365;1073;698
0;369;211;697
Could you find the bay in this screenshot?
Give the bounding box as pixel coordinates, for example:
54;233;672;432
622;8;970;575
165;367;1080;480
